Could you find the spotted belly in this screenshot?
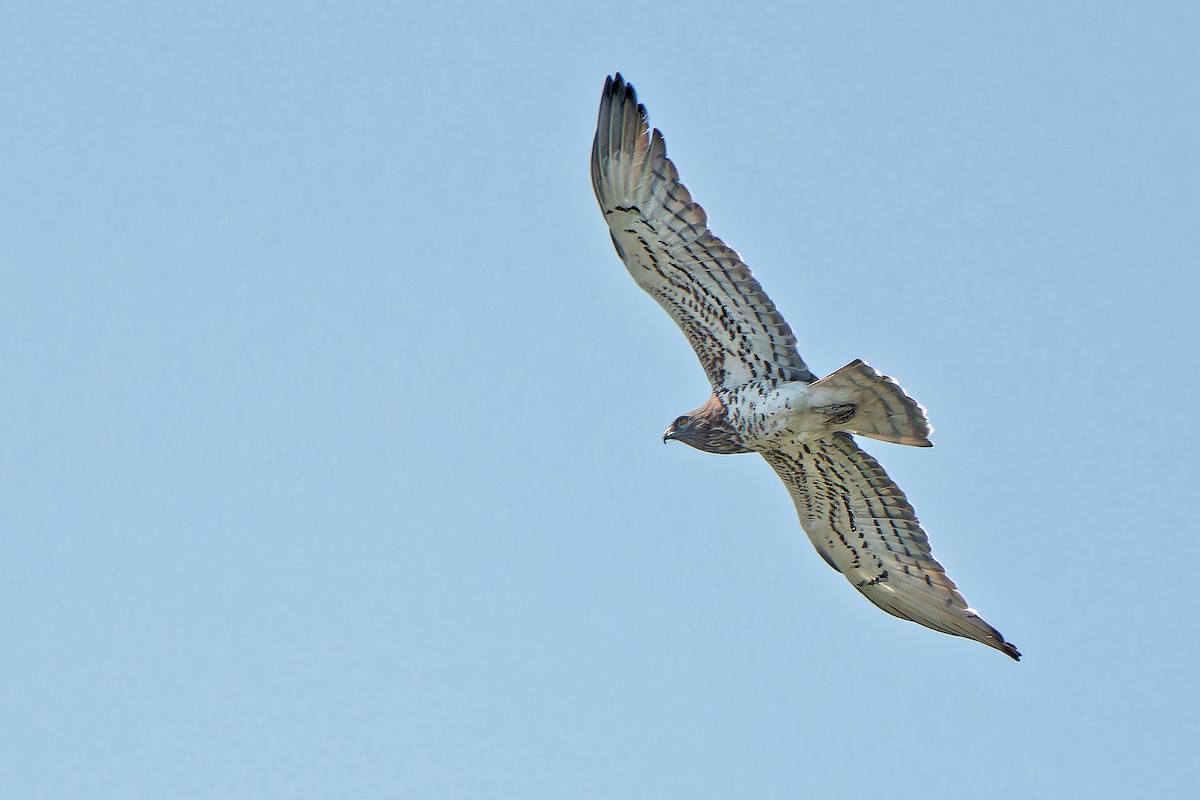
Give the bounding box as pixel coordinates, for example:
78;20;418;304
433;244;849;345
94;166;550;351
720;380;840;450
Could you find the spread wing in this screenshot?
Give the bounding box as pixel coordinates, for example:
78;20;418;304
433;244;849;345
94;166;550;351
762;433;1020;660
591;74;815;390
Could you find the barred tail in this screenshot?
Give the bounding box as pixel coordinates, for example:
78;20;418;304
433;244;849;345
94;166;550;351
813;360;933;447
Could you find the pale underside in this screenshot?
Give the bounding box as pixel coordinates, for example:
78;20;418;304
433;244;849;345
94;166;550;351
591;74;1018;659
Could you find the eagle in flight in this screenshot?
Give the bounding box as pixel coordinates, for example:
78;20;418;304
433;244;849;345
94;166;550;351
592;74;1019;660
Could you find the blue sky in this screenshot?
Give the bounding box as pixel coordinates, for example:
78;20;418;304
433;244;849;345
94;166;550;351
2;1;1197;797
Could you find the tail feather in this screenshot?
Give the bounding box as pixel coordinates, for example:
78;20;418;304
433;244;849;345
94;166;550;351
813;360;933;447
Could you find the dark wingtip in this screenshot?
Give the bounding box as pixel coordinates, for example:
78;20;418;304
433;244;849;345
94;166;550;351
604;72;636;104
1002;641;1022;661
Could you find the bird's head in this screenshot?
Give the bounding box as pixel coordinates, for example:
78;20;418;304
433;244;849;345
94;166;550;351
662;396;749;455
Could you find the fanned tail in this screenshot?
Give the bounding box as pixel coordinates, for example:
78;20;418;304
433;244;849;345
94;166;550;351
812;360;933;447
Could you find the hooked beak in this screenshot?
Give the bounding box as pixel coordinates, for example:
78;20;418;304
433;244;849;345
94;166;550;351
662;428;676;444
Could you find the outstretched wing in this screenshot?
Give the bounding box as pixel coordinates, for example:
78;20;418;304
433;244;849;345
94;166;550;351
762;433;1020;660
591;74;815;390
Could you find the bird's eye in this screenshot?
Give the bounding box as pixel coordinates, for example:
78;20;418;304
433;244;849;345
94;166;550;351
675;416;690;429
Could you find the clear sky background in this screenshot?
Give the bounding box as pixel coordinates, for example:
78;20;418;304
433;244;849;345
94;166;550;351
2;1;1197;797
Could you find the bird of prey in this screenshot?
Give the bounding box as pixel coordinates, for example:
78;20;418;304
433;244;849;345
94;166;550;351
591;74;1019;660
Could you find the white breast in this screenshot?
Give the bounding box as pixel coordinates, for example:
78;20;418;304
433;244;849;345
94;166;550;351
721;381;836;449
